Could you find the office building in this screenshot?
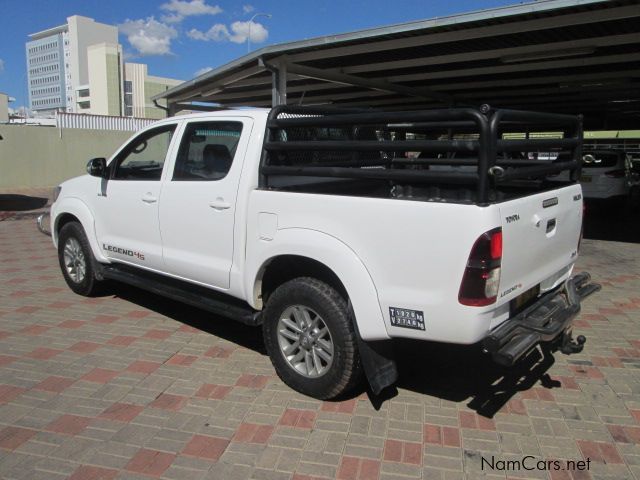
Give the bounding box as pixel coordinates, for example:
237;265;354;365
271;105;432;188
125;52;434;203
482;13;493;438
26;16;181;118
26;16;118;115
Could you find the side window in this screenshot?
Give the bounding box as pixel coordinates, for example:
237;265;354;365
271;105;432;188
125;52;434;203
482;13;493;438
173;121;243;181
112;125;176;180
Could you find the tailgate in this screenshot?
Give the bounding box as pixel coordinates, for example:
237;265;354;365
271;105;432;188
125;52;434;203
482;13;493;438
498;184;582;304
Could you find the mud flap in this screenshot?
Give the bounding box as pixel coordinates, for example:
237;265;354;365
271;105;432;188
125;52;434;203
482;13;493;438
349;302;398;395
356;337;398;395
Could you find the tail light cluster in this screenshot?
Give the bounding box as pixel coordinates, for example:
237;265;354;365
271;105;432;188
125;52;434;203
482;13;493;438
458;228;502;307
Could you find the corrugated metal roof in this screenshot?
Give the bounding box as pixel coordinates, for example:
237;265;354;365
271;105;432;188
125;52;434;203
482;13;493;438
55;112;156;131
155;0;640;129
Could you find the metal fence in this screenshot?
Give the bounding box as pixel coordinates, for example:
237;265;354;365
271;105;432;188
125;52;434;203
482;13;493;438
55;112;157;132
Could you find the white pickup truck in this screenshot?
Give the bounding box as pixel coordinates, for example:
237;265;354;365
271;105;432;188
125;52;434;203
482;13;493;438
46;105;599;399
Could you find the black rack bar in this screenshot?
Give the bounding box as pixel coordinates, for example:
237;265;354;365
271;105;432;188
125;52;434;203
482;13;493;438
268;107;487;129
388;121;478;130
493;161;578;182
392;158;556;167
262;166;479;185
264;140;480;153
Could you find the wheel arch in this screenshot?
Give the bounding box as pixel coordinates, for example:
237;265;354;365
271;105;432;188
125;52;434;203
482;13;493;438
260;255;348;306
52;198;107;262
247;228;388;340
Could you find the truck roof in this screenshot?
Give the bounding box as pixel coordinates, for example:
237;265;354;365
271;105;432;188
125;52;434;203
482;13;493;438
165;108;271;123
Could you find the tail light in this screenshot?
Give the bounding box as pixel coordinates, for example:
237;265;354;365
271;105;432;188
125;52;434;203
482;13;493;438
458;228;502;307
604;169;625;178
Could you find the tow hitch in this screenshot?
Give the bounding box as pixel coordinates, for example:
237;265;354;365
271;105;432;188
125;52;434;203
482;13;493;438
560;332;586;354
483;272;600;366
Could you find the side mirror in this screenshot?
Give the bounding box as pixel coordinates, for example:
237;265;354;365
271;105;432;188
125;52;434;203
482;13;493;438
86;157;107;177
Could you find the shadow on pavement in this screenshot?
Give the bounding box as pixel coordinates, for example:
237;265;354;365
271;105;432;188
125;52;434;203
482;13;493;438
0;194;48;211
107;283;559;416
391;339;558;418
109;283;266;353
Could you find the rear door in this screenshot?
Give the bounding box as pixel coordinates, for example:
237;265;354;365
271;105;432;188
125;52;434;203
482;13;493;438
158;117;253;289
498;184;582;303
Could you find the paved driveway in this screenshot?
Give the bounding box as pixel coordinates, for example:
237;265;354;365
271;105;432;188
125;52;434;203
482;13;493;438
0;218;638;480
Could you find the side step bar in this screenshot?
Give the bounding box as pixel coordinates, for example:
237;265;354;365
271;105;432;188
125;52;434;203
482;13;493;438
483;272;601;366
101;264;261;326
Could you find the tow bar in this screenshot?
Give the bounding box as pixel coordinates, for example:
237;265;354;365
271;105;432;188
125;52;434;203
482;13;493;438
483;272;601;366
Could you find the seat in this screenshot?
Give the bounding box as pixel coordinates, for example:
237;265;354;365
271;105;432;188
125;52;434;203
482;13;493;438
202;144;232;178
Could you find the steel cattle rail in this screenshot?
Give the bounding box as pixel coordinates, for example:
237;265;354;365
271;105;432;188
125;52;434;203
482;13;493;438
260;104;583;204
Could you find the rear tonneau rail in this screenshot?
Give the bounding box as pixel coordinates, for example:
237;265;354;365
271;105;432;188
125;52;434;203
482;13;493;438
261;104;583;205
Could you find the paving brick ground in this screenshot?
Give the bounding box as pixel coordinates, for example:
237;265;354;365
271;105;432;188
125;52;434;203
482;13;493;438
0;218;639;480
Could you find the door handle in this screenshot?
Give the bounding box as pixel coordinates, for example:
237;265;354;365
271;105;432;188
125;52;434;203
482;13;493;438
209;199;231;210
546;218;557;233
141;194;157;204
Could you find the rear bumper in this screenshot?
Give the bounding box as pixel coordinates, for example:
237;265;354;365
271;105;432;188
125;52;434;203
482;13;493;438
483;272;600;366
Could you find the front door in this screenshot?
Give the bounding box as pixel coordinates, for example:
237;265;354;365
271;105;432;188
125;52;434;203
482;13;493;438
159;118;253;288
94;124;178;270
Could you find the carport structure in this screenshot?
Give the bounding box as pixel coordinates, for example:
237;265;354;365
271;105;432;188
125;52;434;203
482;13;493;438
155;0;640;130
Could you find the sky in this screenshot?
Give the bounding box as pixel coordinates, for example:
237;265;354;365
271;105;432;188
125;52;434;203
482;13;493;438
0;0;520;110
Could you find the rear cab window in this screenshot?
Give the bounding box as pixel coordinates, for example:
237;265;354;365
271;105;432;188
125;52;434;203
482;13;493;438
173;121;244;181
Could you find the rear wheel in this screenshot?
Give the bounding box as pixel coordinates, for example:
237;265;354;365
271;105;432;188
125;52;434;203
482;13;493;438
262;277;362;399
57;222;104;296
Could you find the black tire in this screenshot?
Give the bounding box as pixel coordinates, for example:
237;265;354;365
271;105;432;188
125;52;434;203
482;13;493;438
57;222;104;296
262;277;363;399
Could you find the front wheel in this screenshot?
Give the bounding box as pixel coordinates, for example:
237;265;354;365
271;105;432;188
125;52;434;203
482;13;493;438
262;277;362;399
57;222;105;296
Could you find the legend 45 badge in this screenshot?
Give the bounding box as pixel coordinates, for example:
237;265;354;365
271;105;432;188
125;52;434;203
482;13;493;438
389;307;425;331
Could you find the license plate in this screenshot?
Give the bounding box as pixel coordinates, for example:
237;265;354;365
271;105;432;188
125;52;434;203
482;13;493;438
580;175;592;183
511;285;540;314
